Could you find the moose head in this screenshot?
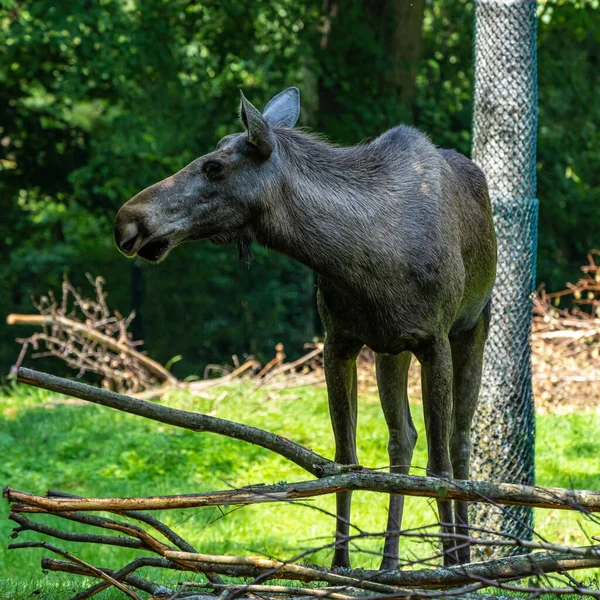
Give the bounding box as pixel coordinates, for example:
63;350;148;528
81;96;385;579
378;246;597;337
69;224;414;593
114;88;300;262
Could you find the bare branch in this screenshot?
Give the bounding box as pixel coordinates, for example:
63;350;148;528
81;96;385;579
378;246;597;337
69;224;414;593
8;541;142;599
8;313;176;384
7;467;600;515
14;367;334;477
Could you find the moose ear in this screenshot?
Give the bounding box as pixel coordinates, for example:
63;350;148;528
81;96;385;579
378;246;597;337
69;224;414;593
240;91;274;158
263;87;300;128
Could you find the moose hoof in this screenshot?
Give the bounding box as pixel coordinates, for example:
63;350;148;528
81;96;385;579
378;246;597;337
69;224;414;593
379;556;399;571
443;547;460;567
331;550;351;569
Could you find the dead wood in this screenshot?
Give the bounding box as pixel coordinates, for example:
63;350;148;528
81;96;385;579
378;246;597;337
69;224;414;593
8;313;177;384
9;541;142;599
8;483;600;597
6;467;600;514
7;356;600;599
15;366;334;477
46;489;200;554
41;557;174;599
162;548;600;589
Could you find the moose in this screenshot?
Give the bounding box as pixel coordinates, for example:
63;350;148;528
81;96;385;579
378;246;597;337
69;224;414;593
115;88;497;570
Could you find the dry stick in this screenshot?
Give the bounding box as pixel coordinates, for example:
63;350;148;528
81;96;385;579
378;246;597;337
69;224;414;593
11;367;600;595
15;522;600;593
474;581;600;599
13;368;600;513
46;489;200;554
189;358;260;392
41;557;179;600
180;582;357;599
41;490;223;584
7;469;600;514
164;554;400;594
8;511;144;550
15;367;334;476
61;510;168;552
8;541;141;600
7;314;177;384
43;557;392;600
253;346;323;390
161;549;600;589
397;531;600;559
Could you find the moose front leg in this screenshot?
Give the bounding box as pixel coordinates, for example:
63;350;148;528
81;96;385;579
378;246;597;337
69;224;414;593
323;335;363;569
419;338;458;567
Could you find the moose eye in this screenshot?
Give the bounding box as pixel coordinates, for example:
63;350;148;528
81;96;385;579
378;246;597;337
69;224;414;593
203;160;224;181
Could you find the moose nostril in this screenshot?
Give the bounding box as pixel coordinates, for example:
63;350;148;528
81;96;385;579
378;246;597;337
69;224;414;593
116;222;139;254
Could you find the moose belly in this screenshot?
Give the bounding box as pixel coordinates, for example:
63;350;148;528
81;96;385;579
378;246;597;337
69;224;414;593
318;283;432;355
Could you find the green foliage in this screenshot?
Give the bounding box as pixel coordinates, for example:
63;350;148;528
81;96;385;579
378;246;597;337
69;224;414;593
1;383;599;595
417;0;475;154
1;0;599;377
536;0;600;289
0;0;315;376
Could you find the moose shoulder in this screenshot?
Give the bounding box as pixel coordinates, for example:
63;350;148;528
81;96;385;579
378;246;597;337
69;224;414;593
115;87;497;570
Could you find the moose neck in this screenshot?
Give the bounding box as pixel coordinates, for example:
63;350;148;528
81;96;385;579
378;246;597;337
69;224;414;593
254;129;388;288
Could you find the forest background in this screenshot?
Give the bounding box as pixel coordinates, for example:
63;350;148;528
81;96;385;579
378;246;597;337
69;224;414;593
1;0;598;378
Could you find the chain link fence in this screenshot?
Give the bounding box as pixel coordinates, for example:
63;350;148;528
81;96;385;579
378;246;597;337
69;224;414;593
470;0;538;555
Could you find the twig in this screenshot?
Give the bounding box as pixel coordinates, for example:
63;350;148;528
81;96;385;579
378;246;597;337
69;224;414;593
8;511;144;550
253;346;323;390
41;557;178;600
46;489;199;553
8;541;142;599
183;582;358;599
8;313;177;384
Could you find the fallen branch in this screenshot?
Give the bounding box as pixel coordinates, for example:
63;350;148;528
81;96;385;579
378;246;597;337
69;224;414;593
161;547;600;589
187;582;358;600
9;541;142;600
40;557;175;599
15;366;334;477
8;365;600;599
14;367;600;517
6;468;600;514
35;542;600;593
46;489;201;554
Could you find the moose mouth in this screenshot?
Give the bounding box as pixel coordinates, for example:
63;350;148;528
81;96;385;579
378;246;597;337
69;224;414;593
137;237;171;262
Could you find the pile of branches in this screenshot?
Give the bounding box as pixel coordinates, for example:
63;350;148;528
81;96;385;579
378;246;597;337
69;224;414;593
532;251;600;413
6;274;326;398
5;368;600;600
8;275;177;393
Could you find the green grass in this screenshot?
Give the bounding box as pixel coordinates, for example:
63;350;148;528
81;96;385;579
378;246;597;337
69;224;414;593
1;381;599;598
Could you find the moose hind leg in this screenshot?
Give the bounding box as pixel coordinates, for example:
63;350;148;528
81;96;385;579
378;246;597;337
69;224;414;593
376;352;416;571
450;304;491;564
420;337;457;566
323;335;363;569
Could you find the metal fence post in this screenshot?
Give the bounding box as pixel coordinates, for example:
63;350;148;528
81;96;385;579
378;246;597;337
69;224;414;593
470;0;539;555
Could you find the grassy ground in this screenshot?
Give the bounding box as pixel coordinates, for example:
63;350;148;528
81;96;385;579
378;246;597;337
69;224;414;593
1;380;599;598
